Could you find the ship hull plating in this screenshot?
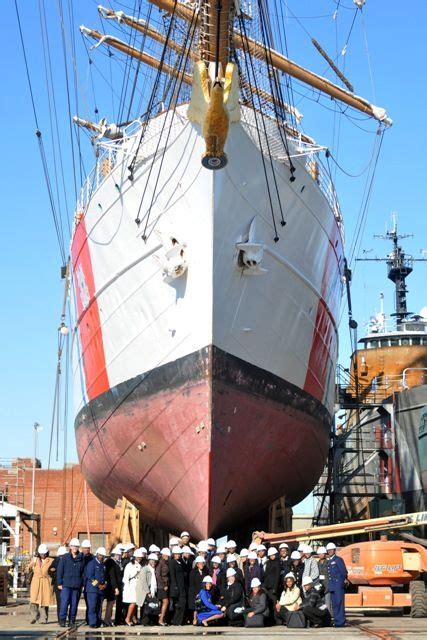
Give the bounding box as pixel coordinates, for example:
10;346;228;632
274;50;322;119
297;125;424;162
75;347;331;538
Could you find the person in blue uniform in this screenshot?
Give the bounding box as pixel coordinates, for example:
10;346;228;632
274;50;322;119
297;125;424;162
84;547;107;628
57;538;85;627
326;542;347;627
196;576;224;627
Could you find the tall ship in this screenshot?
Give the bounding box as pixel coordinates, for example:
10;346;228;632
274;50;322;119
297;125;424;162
69;0;391;538
315;219;427;524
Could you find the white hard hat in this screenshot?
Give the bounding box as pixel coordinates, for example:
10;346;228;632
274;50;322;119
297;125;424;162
226;568;236;577
207;538;216;546
161;547;171;557
140;547;147;554
240;548;249;557
148;553;158;561
303;545;313;554
217;545;227;554
111;546;123;555
257;544;266;551
317;546;327;554
81;539;91;549
248;551;257;560
124;543;136;551
226;539;237;548
302;576;313;586
279;543;289;549
134;548;144;558
251;577;261;588
202;576;213;584
149;544;160;552
182;545;194;555
197;541;209;552
172;546;183;554
249;542;258;551
226;554;236;563
169;537;180;546
38;544;48;554
267;547;278;557
211;555;221;564
290;551;301;560
96;547;106;556
195;555;206;564
57;546;67;556
69;538;80;547
180;531;190;538
326;542;337;551
284;572;295;580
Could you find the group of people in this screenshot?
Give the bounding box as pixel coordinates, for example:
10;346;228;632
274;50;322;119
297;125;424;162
27;532;348;629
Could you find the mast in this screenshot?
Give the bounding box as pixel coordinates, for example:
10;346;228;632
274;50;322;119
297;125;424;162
357;216;427;327
148;0;391;125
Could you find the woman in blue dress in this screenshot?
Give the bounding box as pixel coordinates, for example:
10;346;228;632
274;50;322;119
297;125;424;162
196;576;225;627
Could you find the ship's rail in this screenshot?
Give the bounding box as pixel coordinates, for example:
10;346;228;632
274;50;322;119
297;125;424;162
76;140;124;216
75;111;188;218
240;107;342;225
336;363;427;407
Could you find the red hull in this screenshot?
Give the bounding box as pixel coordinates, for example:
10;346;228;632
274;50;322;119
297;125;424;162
75;347;330;538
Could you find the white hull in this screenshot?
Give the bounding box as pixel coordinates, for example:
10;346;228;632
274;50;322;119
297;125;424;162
71;104;344;422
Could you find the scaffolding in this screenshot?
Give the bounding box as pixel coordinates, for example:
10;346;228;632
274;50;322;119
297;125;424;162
0;500;40;599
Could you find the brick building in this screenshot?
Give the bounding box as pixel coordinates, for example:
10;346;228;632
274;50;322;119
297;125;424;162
0;458;115;552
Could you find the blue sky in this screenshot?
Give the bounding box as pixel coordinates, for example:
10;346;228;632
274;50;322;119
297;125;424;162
1;1;426;515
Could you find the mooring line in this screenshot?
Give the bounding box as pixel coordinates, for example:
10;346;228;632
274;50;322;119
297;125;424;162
350;621;401;640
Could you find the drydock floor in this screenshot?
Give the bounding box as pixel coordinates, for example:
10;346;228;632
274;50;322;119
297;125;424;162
1;603;426;640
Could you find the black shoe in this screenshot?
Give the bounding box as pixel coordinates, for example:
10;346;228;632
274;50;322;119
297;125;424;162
30;620;37;625
59;620;66;628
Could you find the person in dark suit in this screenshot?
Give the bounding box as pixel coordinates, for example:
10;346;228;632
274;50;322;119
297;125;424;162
83;548;107;628
81;540;94;624
57;538;85;627
188;556;208;625
279;543;291;579
48;546;67;623
103;546;123;626
225;556;244;588
209;555;224;604
289;551;304;588
326;543;347;627
244;578;269;627
156;547;171;626
169;547;187;625
263;547;281;623
301;576;331;627
244;552;264;596
220;569;245;625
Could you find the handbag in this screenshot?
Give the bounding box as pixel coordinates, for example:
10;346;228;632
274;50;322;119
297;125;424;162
143;595;160;616
286;610;306;628
195;594;209;613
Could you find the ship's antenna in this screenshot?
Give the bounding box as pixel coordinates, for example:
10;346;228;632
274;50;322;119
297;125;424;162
357;215;427;326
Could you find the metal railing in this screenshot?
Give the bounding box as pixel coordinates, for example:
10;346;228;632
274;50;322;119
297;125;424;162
335;363;427;407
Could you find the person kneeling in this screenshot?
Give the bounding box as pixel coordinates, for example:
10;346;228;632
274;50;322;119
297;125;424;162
196;576;225;627
220;568;245;626
275;572;303;626
301;576;331;628
244;578;269;628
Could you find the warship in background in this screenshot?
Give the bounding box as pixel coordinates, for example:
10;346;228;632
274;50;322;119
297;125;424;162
315;218;427;525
